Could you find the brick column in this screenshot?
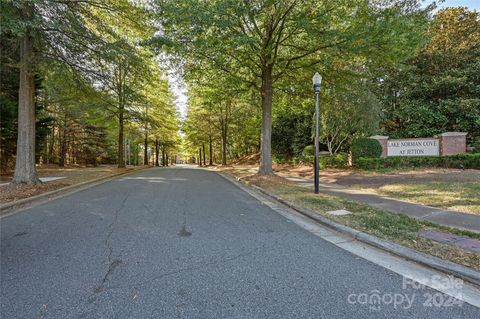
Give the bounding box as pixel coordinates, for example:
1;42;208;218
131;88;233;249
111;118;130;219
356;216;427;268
370;135;389;157
438;132;467;156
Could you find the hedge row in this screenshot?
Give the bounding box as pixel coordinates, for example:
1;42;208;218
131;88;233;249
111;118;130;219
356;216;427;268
351;137;382;161
301;153;349;168
356;154;480;170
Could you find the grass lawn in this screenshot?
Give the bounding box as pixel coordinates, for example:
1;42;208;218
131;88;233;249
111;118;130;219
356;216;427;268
272;164;480;215
361;182;480;215
242;175;480;271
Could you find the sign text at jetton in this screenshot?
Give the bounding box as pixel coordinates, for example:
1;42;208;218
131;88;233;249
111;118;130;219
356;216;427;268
387;139;439;157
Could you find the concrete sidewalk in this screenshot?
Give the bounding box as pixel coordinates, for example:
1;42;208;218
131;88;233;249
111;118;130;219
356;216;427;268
277;173;480;234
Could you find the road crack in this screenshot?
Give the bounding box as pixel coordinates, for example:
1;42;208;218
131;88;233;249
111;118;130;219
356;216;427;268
178;186;191;237
105;193;129;263
93;192;129;294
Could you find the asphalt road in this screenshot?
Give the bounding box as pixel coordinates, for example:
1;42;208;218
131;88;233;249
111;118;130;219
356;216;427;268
1;167;479;318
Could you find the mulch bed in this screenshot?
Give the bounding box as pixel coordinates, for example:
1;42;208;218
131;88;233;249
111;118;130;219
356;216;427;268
0;182;70;204
242;173;294;186
0;166;144;205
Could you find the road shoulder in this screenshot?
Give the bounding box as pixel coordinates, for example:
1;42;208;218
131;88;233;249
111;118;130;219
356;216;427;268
216;171;480;289
0;166;151;217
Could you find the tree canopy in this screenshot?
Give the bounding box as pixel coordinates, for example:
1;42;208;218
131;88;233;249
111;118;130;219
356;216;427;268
2;1;477;181
1;0;180;181
157;0;432;167
377;7;480;143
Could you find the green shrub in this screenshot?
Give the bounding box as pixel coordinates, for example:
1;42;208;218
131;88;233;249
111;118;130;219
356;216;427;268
317;153;348;168
300;150;349;168
472;139;480;154
356;154;480;170
351;138;383;161
302;145;315;157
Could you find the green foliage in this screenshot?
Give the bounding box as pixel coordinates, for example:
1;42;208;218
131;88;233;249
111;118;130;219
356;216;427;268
183;73;259;164
356;154;480;170
1;0;180;171
158;0;428;168
351;138;383;161
320;81;381;154
0;97;17;172
472;139;480;154
320;153;349;169
272;109;313;161
302;145;315;157
300;149;349;168
0;55;52;172
376;8;480;143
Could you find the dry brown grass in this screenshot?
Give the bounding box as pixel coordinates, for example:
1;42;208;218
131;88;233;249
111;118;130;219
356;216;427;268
0;182;69;203
0;166;143;204
242;173;294;186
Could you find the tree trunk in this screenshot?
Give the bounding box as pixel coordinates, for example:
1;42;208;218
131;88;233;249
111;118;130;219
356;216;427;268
209;135;213;166
202;143;206;166
258;64;274;175
48;126;55;164
72;131;76;165
117;105;125;168
162;147;165;166
221;125;227;166
59;113;67;167
116;61;126;169
12;4;40;184
198;148;202;166
135;144;139;166
155;138;159;166
143;130;148;165
44;133;49;165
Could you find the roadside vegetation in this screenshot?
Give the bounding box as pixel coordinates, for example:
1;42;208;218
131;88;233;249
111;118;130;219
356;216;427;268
240;174;480;270
224;163;480;215
0;165;146;204
365;182;480;215
3;2;479;183
1;1;181;184
177;5;480;168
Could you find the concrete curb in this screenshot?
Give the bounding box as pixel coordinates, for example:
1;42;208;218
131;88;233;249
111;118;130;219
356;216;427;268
218;172;480;287
0;166;152;217
278;173;480;234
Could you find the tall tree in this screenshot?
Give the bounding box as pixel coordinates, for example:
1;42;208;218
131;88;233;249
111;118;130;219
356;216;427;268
157;0;427;174
8;2;38;183
376;7;480;142
1;0;150;182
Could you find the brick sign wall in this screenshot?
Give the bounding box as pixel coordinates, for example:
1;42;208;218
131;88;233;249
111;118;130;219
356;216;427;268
370;132;467;157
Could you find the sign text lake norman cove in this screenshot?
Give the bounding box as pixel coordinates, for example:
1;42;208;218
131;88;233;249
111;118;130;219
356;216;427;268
387;139;439;156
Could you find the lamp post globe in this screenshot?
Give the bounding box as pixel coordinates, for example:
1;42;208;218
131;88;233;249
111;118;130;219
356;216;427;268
312;72;322;93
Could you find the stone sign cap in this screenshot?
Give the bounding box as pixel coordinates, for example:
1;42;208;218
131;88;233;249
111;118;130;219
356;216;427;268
370;135;389;140
438;132;467;137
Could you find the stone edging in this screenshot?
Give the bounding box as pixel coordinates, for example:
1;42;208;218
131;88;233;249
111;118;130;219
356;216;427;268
218;172;480;287
0;166;152;216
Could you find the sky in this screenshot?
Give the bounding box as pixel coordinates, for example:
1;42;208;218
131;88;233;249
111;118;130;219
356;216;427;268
171;0;480;117
436;0;480;10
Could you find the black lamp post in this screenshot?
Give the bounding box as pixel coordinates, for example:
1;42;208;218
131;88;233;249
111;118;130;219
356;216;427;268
312;72;322;194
